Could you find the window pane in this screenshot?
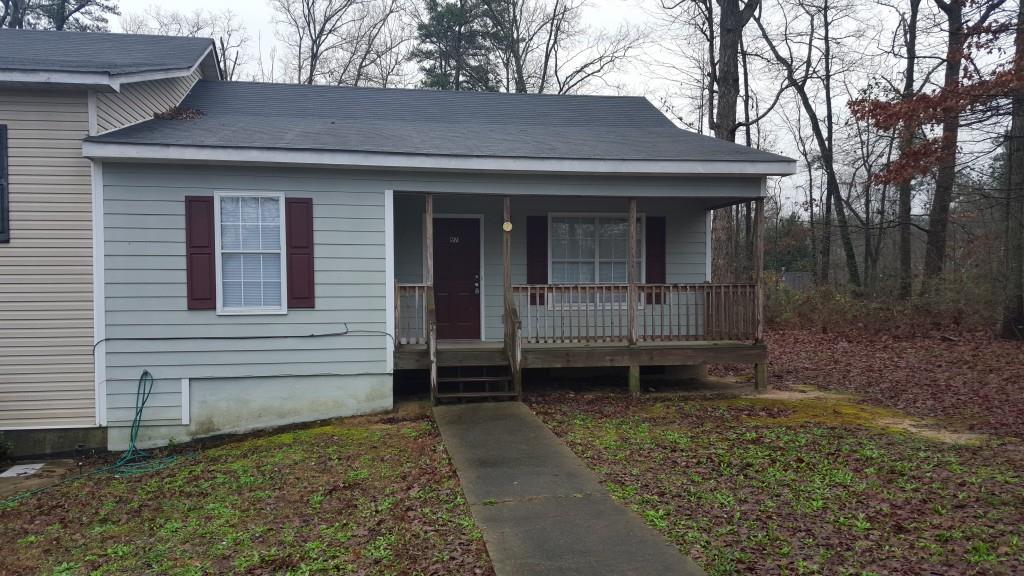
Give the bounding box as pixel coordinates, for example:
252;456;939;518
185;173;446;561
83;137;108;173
261;197;280;223
261;224;280;250
241;196;260;223
263;280;282;307
222;253;242;281
222;280;243;308
242;281;262;307
241;224;261;250
261;254;281;281
221;223;241;250
241;254;261;281
220;197;240;223
551;262;569;283
579;262;595;283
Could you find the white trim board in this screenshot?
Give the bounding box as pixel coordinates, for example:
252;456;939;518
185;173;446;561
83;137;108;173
81;141;797;177
432;213;486;342
384;190;396;373
181;378;190;425
705;209;713;282
91;160;107;427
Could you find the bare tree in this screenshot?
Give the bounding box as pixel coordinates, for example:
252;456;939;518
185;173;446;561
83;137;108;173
1001;0;1023;339
481;0;643;94
121;7;250;80
273;0;414;87
753;0;862;288
923;0;1007;286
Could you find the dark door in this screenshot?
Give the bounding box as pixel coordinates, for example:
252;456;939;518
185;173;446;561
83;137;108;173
433;218;481;340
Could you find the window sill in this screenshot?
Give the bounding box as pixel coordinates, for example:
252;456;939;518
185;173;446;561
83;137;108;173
216;308;289;316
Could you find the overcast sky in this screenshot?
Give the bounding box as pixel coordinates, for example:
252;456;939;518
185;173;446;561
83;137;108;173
113;0;655;80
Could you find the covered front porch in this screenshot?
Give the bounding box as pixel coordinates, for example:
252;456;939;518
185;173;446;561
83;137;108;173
390;191;767;401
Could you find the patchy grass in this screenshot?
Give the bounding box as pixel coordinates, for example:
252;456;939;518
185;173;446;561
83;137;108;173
0;416;492;576
529;392;1024;575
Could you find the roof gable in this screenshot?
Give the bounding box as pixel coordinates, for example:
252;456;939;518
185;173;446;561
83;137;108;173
0;29;215;87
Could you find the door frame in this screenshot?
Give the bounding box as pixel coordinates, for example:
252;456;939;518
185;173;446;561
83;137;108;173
430;213;485;341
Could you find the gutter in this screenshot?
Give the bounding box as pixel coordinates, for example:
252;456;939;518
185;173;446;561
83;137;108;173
81;141;798;177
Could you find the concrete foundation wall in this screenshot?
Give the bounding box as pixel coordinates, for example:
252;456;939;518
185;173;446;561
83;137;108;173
106;374;392;450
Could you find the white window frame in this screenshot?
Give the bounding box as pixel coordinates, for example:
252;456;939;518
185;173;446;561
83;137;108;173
214;191;288;315
546;212;646;311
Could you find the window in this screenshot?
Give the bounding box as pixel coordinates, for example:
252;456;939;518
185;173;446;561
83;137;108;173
215;193;287;314
549;214;643;284
1;124;8;243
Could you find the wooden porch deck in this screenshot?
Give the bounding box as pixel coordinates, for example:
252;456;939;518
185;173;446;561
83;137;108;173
395;339;766;371
395;194;768;402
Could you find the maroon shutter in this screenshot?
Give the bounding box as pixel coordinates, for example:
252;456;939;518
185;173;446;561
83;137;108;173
286;198;315;308
645;216;667;304
185;196;216;309
526;216;548;304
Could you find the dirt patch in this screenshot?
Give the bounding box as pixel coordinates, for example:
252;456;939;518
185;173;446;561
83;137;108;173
743;387;987;445
0;460;77;500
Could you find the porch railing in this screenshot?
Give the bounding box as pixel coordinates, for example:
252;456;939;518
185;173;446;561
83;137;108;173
396;283;430;345
510;283;758;344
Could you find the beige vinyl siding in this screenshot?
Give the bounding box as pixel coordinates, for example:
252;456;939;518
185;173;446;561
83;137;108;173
0;88;94;429
95;69;202;134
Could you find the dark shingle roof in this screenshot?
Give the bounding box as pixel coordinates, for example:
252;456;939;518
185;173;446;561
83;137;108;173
0;29;212;75
89;80;793;164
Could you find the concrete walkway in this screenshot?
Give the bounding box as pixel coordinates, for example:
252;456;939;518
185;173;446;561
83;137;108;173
434;402;704;576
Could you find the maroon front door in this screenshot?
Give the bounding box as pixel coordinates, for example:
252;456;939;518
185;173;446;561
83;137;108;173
433;218;481;340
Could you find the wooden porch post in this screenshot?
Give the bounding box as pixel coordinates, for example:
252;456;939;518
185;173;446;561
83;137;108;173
424;193;437;403
753;197;768;390
425;193;435;315
753;198;765;342
627;198;639;396
627;198;638;346
503;197;512;300
503;197;522;396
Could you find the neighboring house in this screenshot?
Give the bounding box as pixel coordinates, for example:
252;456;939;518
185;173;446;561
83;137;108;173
0;30;219;453
2;30;795;453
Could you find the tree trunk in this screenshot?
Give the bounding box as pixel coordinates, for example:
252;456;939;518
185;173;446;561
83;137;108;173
897;0;921;299
715;0;742;141
709;0;760;280
819;181;833;285
924;0;965;286
1001;0;1024;339
712;208;736;282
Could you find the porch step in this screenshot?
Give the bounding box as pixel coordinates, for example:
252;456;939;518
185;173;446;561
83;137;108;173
436;365;516;401
436;347;507;367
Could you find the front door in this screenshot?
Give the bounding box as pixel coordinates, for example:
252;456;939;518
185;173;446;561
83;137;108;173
433;218;481;340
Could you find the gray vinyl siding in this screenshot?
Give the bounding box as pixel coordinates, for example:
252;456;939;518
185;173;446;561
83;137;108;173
95;69;202;134
102;163;388;427
395;195;710;341
0;88;94;429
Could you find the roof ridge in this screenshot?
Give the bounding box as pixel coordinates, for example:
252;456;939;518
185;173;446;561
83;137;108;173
203;79;649;101
0;28;213;43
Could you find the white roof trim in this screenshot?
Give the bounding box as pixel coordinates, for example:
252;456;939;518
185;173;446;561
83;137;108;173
81;141;798;176
0;44;215;91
